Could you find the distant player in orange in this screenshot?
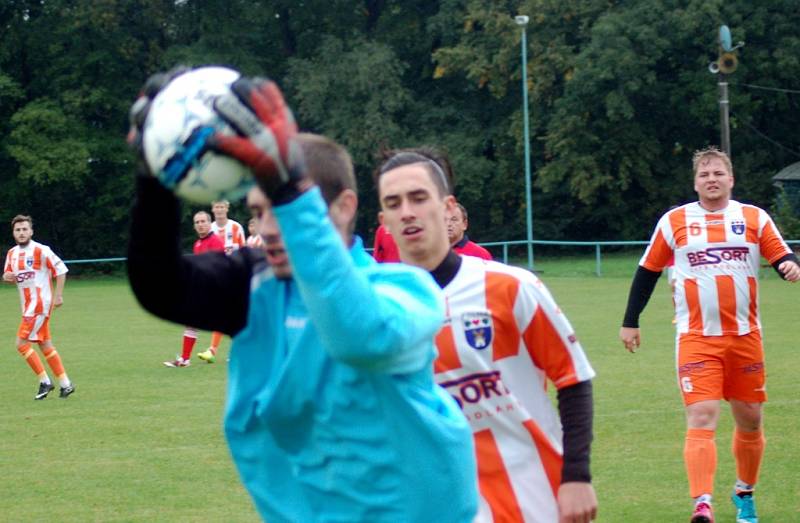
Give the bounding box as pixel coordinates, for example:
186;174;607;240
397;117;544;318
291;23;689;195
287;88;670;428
447;203;492;260
198;200;245;363
620;147;800;523
376;149;597;523
3;215;75;399
164;211;225;367
245;217;263;249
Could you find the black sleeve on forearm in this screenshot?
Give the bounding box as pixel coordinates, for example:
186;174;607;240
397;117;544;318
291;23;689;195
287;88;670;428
127;177;262;336
771;252;800;279
621;266;662;328
557;380;594;483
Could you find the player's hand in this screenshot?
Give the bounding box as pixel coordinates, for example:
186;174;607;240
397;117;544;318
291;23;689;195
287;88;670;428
3;271;15;283
619;326;641;353
210;77;308;205
53;295;63;307
127;67;190;176
557;482;597;523
778;260;800;282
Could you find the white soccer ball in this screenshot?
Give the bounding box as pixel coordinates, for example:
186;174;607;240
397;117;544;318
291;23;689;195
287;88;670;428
142;66;253;204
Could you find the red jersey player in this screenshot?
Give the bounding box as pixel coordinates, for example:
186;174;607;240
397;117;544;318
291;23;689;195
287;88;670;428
196;201;245;363
4;215;75;399
372;224;400;262
163;211;225;367
376;150;597;523
620;147;800;523
448;202;492;260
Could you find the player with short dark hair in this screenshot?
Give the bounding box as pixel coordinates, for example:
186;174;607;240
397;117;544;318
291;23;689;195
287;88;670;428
127;76;477;522
620;147;800;523
376;149;598;523
164;210;225;367
3;215;75;399
448;202;492;260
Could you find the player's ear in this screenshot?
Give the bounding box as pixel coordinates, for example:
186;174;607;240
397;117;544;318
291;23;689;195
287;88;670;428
329;189;357;235
378;211;385;227
443;195;457;213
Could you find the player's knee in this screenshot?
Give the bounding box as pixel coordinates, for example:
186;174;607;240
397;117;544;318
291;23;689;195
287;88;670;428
686;402;719;429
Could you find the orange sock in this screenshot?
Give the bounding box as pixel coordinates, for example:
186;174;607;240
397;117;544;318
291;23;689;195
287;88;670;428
42;346;66;379
685;428;717;498
210;332;222;353
733;428;765;488
17;343;46;378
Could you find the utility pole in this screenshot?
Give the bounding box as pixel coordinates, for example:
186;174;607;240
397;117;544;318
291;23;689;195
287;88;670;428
515;14;534;270
719;74;731;156
709;25;743;157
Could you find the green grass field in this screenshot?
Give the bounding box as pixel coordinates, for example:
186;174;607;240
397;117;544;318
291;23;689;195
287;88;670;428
1;261;798;522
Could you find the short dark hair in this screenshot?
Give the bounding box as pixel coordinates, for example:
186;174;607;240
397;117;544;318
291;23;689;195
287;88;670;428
455;203;468;222
11;215;32;228
374;146;454;197
297;133;357;204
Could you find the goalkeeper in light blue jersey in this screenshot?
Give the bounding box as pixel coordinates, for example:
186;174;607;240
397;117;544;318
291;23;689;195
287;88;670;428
127;72;477;523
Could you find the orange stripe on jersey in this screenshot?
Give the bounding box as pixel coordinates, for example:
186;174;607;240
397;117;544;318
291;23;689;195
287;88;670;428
23;287;32;312
34;287;44;315
17;253;25;271
523;307;579;388
5;250;12;273
523;419;562;496
742;205;759;244
46;257;55;275
669;208;688;248
642;229;673;271
434;325;462;372
747;277;758;331
684;279;703;332
32;247;42;270
715;275;737;333
759;219;791;264
474;429;525;523
485;271;521;361
705;214;726;243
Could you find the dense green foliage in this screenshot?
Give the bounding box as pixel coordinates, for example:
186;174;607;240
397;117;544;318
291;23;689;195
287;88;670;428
1;1;798;258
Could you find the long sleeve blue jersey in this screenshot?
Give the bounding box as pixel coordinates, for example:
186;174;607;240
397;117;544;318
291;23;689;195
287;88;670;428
223;188;477;522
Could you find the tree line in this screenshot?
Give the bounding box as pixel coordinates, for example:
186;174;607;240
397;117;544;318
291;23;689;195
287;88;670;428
1;0;798;261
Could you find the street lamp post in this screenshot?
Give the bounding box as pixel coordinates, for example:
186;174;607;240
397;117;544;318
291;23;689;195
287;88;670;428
515;14;534;270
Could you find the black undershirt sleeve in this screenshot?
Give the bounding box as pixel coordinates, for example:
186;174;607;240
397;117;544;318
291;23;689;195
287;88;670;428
621;266;662;328
127;177;262;336
557;380;594;483
771;252;800;279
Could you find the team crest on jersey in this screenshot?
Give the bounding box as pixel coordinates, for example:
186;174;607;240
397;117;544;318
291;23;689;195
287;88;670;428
25;258;33;268
731;220;745;235
462;311;493;350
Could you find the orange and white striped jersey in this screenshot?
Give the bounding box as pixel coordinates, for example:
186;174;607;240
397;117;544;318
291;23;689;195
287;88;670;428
246;234;263;249
4;240;68;317
434;256;595;523
211;220;245;254
640;200;792;336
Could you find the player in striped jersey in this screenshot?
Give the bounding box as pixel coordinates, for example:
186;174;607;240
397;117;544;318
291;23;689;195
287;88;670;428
376;150;597;523
198;200;246;363
245;217;264;249
211;199;246;254
3;215;75;399
620;147;800;523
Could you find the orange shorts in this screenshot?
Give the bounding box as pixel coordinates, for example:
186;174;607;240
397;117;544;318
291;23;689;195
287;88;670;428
17;315;51;342
676;331;766;405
